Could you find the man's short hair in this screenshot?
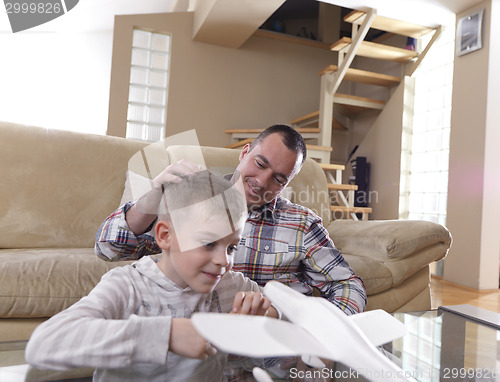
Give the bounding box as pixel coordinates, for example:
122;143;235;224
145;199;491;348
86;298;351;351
159;170;247;232
250;124;307;164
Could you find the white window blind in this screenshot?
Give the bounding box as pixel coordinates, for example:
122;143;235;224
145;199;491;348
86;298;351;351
126;30;171;142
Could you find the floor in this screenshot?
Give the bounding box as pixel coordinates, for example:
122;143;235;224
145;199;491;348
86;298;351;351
430;276;500;313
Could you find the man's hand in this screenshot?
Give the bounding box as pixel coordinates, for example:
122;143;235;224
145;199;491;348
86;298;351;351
231;291;278;318
127;160;203;234
170;318;217;359
151;159;203;190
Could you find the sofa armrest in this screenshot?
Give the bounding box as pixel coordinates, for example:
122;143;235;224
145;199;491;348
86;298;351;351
327;220;452;296
326;219;452;262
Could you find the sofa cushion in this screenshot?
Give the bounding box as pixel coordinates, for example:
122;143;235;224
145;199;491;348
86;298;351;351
0;123;147;249
365;266;431;312
342;254;393;295
0;249;135;318
383;241;450;286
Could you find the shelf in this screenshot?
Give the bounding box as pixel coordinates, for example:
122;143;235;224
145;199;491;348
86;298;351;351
319;65;401;87
345;10;434;38
330;37;418;63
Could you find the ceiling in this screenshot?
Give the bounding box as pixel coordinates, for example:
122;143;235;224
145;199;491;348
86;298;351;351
0;0;486;34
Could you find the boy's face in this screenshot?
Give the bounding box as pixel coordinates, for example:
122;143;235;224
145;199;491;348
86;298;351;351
156;214;242;293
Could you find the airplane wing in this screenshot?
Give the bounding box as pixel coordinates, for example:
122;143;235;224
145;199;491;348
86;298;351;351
192;286;406;359
193;282;413;382
263;281;407;348
191;313;332;359
262;282;414;382
348;309;407;347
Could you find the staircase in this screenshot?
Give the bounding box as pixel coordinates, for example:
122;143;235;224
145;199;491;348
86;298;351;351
320;162;371;221
308;9;439;152
225;8;440;221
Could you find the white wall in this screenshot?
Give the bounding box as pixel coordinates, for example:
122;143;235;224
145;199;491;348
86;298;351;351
107;12;337;147
0;0;177;135
444;0;500;289
0;31;113;135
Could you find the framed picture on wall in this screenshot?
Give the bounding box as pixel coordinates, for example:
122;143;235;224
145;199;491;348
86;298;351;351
456;9;484;56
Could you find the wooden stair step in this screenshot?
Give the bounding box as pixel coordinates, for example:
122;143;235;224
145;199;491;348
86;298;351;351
331;37;418;63
334;93;385;113
328;183;358;191
307;144;332;152
225;127;320;140
225;138;332;152
319;163;345;171
291;110;346;130
295;95;384;124
224;128;320;135
331;206;372;213
226;138;253;149
319;65;400;87
345;10;434;38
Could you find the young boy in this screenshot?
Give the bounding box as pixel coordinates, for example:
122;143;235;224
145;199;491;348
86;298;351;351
26;171;278;382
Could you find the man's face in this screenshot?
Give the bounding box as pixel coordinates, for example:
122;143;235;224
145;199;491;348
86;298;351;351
235;133;302;209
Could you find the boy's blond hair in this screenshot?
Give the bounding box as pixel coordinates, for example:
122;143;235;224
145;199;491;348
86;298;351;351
158;170;247;238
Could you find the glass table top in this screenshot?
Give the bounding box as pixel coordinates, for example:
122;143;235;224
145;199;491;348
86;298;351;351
1;308;499;382
382;309;500;382
224;308;500;382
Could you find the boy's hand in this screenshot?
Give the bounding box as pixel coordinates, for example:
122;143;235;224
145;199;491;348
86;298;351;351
170;318;217;359
231;291;278;317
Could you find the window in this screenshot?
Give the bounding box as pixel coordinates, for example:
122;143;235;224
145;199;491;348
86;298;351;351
400;24;455;226
399;25;455;276
126;30;171;142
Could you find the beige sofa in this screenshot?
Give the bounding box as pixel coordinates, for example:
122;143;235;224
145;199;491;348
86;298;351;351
0;122;452;342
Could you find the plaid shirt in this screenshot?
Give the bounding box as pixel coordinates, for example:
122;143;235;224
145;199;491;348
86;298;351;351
95;198;366;315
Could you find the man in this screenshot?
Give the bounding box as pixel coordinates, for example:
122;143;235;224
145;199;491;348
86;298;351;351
95;124;366;315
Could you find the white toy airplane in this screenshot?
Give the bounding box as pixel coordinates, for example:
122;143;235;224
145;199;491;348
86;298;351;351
192;281;415;382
